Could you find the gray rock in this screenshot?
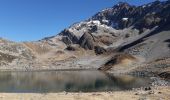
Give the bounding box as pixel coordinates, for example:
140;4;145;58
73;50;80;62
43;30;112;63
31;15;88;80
79;32;96;50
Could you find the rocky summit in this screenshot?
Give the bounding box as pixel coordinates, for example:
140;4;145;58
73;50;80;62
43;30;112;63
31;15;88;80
0;1;170;77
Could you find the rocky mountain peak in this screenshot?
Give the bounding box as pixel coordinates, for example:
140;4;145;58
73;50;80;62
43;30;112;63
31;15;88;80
113;2;131;9
39;0;170;53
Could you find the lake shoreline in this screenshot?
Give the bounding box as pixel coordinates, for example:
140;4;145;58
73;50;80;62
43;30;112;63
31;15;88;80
0;68;98;72
0;70;155;93
0;86;169;100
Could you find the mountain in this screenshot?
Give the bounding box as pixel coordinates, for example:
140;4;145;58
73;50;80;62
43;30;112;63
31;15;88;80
0;0;170;75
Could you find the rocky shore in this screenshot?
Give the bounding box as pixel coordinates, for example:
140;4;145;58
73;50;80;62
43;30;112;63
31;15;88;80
0;86;169;100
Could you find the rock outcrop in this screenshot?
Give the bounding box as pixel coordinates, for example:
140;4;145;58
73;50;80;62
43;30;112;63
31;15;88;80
78;32;96;50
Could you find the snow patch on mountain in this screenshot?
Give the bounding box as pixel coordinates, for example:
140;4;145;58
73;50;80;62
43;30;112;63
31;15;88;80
122;18;128;21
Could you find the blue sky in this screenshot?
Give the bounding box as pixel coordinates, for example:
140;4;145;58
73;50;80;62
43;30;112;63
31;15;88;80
0;0;163;42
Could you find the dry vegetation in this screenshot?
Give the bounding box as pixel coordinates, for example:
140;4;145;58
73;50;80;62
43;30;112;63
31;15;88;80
99;53;137;71
23;42;51;55
0;52;16;63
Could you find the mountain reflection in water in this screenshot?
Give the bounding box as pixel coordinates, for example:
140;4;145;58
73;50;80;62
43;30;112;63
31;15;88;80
0;71;150;93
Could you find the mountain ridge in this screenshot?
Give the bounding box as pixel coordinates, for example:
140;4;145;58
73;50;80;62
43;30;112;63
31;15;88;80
0;0;170;75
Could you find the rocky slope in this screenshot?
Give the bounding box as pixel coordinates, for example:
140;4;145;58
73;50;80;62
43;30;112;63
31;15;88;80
0;1;170;76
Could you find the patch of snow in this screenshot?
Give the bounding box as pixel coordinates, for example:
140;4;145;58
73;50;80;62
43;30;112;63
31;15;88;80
93;20;101;25
102;19;109;23
68;28;74;33
86;20;101;26
100;24;110;29
142;5;146;8
148;4;151;7
75;23;81;29
101;8;112;12
102;9;106;12
87;20;92;25
122;18;128;21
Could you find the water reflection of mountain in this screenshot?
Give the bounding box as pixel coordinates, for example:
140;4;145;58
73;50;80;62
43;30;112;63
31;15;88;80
0;71;150;92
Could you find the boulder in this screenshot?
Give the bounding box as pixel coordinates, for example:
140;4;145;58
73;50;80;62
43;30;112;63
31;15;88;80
158;72;170;79
94;46;106;55
65;45;78;51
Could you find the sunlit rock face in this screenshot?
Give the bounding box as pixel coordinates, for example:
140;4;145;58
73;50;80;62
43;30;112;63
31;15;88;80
91;1;170;30
45;0;170;51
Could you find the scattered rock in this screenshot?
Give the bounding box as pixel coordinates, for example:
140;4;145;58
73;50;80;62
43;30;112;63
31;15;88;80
148;90;154;94
144;87;151;91
94;46;106;55
158;72;170;79
65;45;78;51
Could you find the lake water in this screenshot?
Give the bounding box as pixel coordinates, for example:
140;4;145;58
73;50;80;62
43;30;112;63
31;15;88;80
0;70;151;93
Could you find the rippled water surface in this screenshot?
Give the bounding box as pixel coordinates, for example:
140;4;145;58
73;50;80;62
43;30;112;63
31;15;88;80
0;71;151;93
